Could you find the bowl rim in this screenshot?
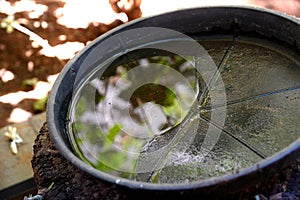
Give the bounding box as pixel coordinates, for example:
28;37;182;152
47;5;300;192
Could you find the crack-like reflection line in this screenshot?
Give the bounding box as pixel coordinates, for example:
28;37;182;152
198;35;238;106
199;114;266;159
202;84;300;111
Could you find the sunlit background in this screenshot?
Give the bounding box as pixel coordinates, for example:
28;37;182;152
0;0;299;126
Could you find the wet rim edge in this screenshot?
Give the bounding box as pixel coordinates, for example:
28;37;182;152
47;6;300;192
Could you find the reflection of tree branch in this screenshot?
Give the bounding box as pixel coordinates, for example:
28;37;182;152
136;97;153;134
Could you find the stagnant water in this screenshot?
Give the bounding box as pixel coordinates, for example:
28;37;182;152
67;36;300;184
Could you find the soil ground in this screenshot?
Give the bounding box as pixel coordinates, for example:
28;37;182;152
0;0;130;128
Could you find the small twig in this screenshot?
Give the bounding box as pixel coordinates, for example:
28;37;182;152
12;22;51;50
1;15;66;66
1;15;51;49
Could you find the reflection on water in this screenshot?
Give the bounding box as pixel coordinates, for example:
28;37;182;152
68;37;300;183
68;51;199;178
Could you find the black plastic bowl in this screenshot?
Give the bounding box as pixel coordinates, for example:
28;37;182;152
47;6;300;197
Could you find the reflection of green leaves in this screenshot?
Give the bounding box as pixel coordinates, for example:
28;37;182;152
103;124;122;149
150;56;169;66
163;89;190;125
107;124;122;141
75;98;87;117
174;56;187;67
163;98;181;123
70;53;199;181
149;55;189;70
163;89;177;105
95;126;144;178
95;90;105;104
74;121;143;179
95;150;127;173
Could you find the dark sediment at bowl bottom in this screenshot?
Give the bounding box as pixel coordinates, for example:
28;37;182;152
31;122;300;200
